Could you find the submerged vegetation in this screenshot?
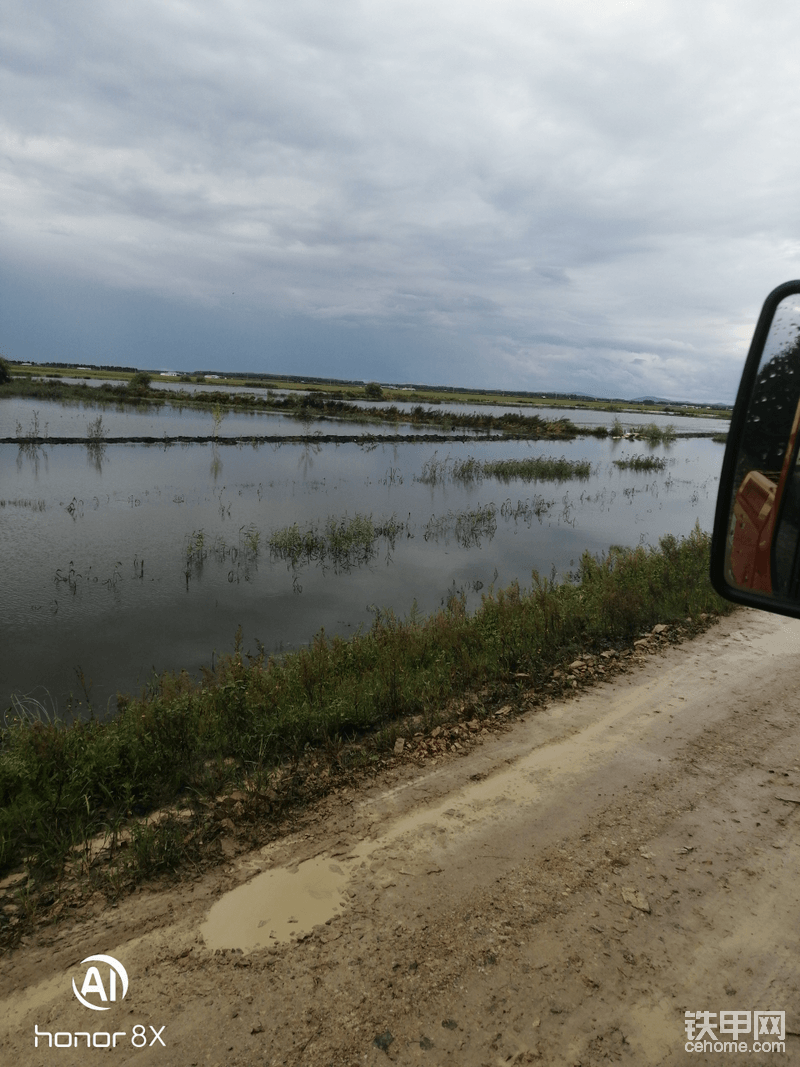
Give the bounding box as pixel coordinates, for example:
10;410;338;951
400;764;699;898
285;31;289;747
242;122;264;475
419;453;592;485
0;525;732;889
613;455;668;472
423;504;498;548
1;374;598;441
184;514;406;578
268;513;405;570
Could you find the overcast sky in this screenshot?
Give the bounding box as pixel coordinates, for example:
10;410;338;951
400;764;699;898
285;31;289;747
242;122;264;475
3;1;800;401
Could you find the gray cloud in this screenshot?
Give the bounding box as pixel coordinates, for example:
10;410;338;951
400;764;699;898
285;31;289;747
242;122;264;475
3;0;800;399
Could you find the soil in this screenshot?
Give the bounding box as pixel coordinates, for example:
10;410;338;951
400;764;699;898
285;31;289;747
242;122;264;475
2;607;799;1066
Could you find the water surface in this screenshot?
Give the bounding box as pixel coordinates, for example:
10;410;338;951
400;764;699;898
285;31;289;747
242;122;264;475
1;406;725;717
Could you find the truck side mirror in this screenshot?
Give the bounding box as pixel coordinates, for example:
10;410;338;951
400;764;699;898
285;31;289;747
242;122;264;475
711;280;800;616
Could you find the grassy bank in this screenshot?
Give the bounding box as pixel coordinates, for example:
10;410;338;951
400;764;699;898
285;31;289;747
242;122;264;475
0;525;732;896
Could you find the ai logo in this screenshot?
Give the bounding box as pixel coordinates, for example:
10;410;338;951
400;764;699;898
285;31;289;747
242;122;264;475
72;955;129;1011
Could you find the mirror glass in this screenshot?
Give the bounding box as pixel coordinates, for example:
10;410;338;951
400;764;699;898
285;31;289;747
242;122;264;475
723;293;800;603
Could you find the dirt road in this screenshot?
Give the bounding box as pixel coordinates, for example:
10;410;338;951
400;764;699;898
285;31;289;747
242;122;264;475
2;608;800;1065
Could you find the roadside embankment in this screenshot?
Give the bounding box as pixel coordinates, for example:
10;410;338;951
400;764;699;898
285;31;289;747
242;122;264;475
0;525;732;947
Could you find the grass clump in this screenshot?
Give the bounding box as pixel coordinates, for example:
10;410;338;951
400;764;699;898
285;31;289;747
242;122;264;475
482;456;591;482
424;504;498;547
613;455;668;472
0;524;731;887
268;513;404;570
634;422;676;444
419;454;591;485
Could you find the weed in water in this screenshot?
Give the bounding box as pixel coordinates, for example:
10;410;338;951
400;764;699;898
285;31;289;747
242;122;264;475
211;402;226;438
482;456;591;482
613;455;668;472
424;504;497;548
268;512;405;573
86;415;105;441
419;453;591;485
185;530;207;567
0;498;46;511
632;423;676;445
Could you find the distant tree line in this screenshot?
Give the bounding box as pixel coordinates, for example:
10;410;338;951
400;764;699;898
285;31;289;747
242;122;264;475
6;359;139;373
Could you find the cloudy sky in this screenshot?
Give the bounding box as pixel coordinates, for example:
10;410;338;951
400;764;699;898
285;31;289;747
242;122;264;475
2;0;800;401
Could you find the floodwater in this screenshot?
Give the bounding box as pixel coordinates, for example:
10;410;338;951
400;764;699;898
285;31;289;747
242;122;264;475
0;396;457;440
3;389;730;437
1;401;727;718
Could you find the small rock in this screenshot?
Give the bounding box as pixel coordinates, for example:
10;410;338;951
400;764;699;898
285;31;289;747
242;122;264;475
373;1031;394;1051
621;887;651;913
652;624;668;635
431;726;443;738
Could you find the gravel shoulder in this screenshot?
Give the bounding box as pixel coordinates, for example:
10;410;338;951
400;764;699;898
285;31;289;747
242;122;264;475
2;608;800;1066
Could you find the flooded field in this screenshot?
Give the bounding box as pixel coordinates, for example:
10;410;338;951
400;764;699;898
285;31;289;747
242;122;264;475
1;400;727;718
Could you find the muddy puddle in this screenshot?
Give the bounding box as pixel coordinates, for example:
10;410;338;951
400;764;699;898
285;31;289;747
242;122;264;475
201;855;355;951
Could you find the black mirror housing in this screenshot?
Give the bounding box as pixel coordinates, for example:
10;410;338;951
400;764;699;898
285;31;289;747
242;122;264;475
711;280;800;617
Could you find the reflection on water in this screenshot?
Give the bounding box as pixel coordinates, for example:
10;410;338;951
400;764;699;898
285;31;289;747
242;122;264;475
1;415;725;718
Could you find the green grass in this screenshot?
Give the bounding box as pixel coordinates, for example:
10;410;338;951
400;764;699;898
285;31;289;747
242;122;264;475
613;455;668;471
268;513;404;569
0;524;732;888
482;456;592;482
610;420;677;445
419;454;592;485
423;504;498;547
633;423;677;444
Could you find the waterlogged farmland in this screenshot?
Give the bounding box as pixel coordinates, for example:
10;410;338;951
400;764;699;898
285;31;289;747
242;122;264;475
1;398;726;717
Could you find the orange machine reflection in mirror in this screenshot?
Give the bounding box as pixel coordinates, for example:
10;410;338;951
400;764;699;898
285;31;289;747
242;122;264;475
728;395;800;594
729;470;777;591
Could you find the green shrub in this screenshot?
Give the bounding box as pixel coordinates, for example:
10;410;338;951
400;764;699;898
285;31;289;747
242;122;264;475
128;371;152;393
